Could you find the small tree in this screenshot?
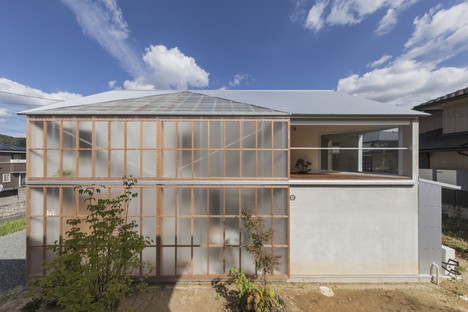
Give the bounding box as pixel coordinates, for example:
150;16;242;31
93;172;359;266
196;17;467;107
28;178;151;312
242;208;280;286
225;208;284;312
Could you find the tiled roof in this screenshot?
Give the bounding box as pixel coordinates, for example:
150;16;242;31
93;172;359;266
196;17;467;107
419;128;468;152
0;142;26;152
413;87;468;111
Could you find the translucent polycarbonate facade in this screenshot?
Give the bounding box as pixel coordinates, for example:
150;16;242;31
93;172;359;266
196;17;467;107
27;116;290;279
28;118;288;180
28;185;288;277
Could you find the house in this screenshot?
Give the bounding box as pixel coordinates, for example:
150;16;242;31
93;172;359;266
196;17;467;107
19;90;429;281
0;141;26;195
413;87;468;219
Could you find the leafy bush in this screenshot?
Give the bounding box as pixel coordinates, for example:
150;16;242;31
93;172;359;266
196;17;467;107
223;209;284;312
228;267;283;312
28;178;151;312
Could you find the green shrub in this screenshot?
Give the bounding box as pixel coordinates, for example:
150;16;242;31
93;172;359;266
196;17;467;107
28;178;151;312
224;209;284;312
228;267;283;312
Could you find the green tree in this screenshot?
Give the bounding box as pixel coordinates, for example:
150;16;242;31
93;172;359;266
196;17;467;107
225;209;284;312
28;178;151;312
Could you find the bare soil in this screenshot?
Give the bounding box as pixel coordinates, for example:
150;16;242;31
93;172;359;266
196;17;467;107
2;259;468;312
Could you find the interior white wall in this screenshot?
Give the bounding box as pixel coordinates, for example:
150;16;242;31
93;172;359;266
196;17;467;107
289;185;419;277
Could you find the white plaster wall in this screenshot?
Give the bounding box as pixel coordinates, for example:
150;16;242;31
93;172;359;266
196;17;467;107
290;185;419;276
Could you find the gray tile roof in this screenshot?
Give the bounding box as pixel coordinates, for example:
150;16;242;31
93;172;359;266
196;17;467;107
19;90;423;117
413;86;468;111
419;128;468;152
0;142;26;152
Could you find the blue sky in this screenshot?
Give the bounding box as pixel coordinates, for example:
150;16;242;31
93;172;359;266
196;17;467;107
1;0;467;137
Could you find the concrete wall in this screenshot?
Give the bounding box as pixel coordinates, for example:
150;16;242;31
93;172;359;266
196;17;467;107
0;187;26;220
289;185;419;278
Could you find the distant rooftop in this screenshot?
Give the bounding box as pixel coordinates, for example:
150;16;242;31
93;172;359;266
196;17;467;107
413;86;468;111
0;142;26;152
19;90;423;117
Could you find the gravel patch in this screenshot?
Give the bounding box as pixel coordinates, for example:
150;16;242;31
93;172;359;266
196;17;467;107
0;229;26;294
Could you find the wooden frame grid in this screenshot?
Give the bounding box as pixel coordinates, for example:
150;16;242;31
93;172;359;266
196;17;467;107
26;185;289;279
27;117;289;181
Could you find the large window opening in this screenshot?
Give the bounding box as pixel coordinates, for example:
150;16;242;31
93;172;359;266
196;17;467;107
290;122;414;179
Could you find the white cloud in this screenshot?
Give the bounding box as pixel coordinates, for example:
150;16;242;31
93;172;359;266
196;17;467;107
305;0;329;32
337;2;468;107
0;108;11;119
0;77;81;107
124;45;209;90
61;0;144;77
229;74;251;88
63;0;210;90
367;54;392;68
302;0;418;35
375;8;397;35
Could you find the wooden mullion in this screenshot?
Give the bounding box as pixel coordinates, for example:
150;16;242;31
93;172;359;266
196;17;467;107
287;186;290;278
75;120;79;178
26;187;31;277
42;187;47;276
140;122;143;177
191;122;194;178
207;121;210;177
107;121;111;178
158;120;162;179
124;121;127;176
206;188;210;274
156;187;162;277
271;121;274;178
223;121;226;178
286;120;290;179
139;186;143;276
92;120;95;177
222;188;226;274
175;122;179;178
59;187;63;250
190;188;194;276
43;121;47;178
255;121;258;178
174;188;178;275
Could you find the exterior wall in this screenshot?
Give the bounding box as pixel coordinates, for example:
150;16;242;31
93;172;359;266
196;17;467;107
429;152;468;171
289;185;419;277
443;99;468;134
0;151;26;191
419;111;442;134
418;181;442;276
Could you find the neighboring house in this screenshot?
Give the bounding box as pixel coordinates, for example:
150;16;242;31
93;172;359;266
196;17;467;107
20;90;429;281
0;141;26;195
413;87;468;219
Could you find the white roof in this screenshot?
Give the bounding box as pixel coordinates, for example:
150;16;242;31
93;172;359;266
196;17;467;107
19;90;423;117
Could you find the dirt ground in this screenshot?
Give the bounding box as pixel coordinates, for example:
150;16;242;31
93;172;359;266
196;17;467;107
2;259;468;312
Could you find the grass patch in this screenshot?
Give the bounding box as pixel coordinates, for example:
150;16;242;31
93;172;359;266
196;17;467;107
442;215;468;260
0;217;26;236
